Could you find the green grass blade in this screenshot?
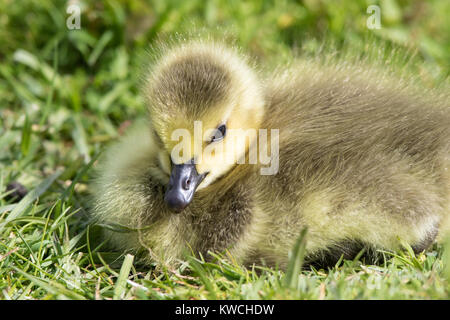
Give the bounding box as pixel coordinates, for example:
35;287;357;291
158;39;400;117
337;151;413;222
284;228;307;290
20;114;32;157
88;31;113;66
0;170;62;232
113;254;134;300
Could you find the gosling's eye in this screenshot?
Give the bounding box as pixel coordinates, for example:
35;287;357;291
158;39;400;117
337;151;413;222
211;124;226;142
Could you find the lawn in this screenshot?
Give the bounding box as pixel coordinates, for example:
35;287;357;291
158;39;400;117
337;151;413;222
0;0;449;300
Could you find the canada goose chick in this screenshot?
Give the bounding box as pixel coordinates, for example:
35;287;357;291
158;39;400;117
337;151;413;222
91;41;450;269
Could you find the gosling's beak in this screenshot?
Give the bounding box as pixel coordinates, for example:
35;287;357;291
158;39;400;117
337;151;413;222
164;161;207;213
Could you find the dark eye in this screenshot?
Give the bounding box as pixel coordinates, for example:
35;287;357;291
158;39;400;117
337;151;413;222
211;124;226;142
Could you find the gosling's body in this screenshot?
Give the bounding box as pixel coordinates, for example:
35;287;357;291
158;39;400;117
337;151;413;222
91;42;450;269
251;63;449;267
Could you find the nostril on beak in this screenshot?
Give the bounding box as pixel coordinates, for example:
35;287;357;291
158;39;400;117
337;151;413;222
165;162;206;213
182;178;191;190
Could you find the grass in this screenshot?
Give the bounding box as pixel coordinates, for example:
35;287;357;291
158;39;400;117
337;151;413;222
0;0;449;300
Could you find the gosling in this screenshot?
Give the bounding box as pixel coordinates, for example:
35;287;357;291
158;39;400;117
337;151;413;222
91;41;450;269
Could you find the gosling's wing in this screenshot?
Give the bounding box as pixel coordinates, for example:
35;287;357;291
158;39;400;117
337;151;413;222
90;118;168;226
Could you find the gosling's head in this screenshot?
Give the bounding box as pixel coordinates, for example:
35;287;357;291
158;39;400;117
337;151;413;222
144;41;265;212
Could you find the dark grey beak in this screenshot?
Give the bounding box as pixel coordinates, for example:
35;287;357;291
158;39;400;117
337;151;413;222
164;162;206;213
